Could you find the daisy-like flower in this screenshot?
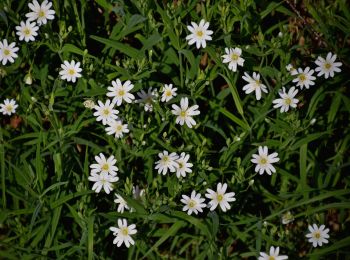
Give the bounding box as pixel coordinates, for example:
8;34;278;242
0;39;19;65
180;190;206;215
315;52;342;79
251;146;280;175
306;224;330;247
107;79;135;106
0;99;18;116
292;67;316;90
136;88;157;112
93;99;119;125
258;246;288;260
88;172;119;194
16;20;39;42
272;87;299;113
222;47;245;72
171;97;200;128
175;152;193;178
205;183;236;212
161;84;177;102
26;0;55;26
105;119;129;139
186;19;213;49
242;72;268;100
114;194;130;213
59;60;82;83
154;150;179;175
286;64;298;76
90;153;119;176
110;219;137;248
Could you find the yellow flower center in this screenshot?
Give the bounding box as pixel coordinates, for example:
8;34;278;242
116;125;122;131
101;163;109;171
103;108;110;116
68;69;75;75
163;156;169;162
39;10;45;18
101;179;107;184
231;54;239;61
217;194;224;202
5;104;13;112
269;257;275;260
196;30;203;37
121;227;129;236
3;49;10;56
178;162;184;169
180;110;187;117
285;98;292;105
314;232;321;239
188;200;196;208
324;63;331;70
299;74;306;82
255;80;261;86
24;28;31;35
118;90;125;96
165;90;172;96
260;158;267;165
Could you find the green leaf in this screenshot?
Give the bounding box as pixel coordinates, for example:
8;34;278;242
90;35;141;59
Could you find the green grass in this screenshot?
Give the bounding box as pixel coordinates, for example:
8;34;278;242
0;0;350;259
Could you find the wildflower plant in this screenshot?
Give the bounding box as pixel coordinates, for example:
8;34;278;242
1;0;349;259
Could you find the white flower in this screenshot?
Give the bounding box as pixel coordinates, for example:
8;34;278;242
258;246;288;260
0;39;19;65
175;152;193;178
315;52;342;79
90;153;119;176
222;47;245;72
286;64;298;76
16;20;39;42
93;99;119;125
88;172;119;194
272;87;299;113
132;185;145;200
110;219;137;248
251;146;280;175
242;72;268;100
205;183;236;212
154;150;179;175
306;224;330;247
106;79;135;106
186;19;213;49
114;194;130;213
180;190;206;215
0;98;18;116
105;119;129;139
136;88;157;112
171;97;200;128
26;0;55;26
161;84;177;102
292;67;316;89
59;60;82;83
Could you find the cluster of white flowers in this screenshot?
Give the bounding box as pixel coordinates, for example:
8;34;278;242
278;53;342;113
87;153;138;247
0;98;18;116
154;150;193;178
0;0;55;66
180;182;236;215
184;20;340;117
88;153;119;194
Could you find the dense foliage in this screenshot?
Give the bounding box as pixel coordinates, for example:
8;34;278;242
0;0;349;259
